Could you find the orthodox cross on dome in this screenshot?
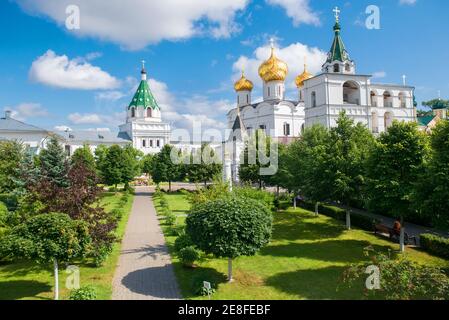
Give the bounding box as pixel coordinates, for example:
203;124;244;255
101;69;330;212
141;59;146;72
333;6;340;23
402;75;407;86
270;37;275;49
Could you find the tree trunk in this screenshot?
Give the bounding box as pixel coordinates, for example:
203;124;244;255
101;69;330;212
346;210;351;230
259;179;262;190
315;202;319;216
228;258;233;282
276;186;280;197
293;196;297;209
54;259;59;301
400;216;405;253
169;181;172;193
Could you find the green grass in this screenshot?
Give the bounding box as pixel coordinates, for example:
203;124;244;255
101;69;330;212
0;191;134;300
154;192;449;300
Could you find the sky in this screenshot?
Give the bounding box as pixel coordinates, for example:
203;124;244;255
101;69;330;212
0;0;448;133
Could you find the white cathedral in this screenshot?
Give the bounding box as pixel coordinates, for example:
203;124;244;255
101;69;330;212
227;9;415;143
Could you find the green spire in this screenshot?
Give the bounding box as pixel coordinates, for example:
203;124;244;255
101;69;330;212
128;63;160;110
326;10;351;63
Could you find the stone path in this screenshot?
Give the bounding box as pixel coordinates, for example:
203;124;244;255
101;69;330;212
112;186;181;300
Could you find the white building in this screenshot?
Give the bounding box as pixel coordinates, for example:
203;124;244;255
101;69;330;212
118;63;171;155
227;9;416;141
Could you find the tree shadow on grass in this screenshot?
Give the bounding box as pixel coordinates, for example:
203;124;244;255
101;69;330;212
0;261;51;278
265;266;373;300
0;280;52;300
273;213;345;241
261;240;396;264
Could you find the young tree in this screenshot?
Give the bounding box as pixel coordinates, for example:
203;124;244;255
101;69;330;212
71;144;96;172
414;120;449;229
0;141;24;193
0;213;90;300
366;121;429;251
38;136;69;188
101;145;125;188
94;144;109;182
141;153;155;176
186;143;222;186
151;145;181;192
121;145;143;189
186;197;272;282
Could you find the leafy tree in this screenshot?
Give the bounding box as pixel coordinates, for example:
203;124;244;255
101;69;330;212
71;144;96;172
414;120;449;229
366;121;429;251
327;112;375;208
38;136;69;188
422;99;449;110
151;145;182;192
285;124;332;214
0;141;24;193
101;145;125;188
141;154;155;176
186;143;222;186
0;213;91;300
186;197;272;282
94;144;109;182
121;145;143;189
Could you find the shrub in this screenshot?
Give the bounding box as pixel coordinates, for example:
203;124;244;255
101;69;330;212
110;208;124;221
108;186;118;192
69;286;97;300
174;233;194;252
165;212;176;226
187;183;230;206
194;280;216;297
0;194;18;211
178;246;200;267
234;187;275;211
91;244;113;267
159;198;169;208
0;202;8;227
420;234;449;259
350;213;380;231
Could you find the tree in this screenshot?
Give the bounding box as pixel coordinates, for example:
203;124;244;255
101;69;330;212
414;120;449;229
186;197;272;282
121;145;143;189
101;145;125;188
327;112;375;208
38;136;69;188
94;144;109;182
0;213;91;300
366;121;429;251
151;145;182;192
422;99;449;111
186;143;222;186
285;124;332;214
0;141;24;193
71;144;96;172
141;154;155;176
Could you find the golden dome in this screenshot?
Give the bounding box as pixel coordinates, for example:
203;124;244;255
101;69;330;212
295;63;313;88
258;47;288;82
234;72;254;92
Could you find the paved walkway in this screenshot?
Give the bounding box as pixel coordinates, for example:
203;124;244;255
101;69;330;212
112;186;181;300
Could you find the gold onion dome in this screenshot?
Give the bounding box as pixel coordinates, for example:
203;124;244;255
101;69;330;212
295;63;313;88
234;72;254;91
258;47;288;82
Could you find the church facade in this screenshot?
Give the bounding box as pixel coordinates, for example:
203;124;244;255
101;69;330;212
227;10;416;142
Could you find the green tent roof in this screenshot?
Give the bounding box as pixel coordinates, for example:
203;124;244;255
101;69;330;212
326;22;351;63
417;116;435;127
128;79;160;110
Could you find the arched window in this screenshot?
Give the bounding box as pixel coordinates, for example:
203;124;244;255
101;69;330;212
343;81;360;105
372;112;379;133
334;64;340;73
301;123;305;135
384;112;393;129
268;87;271;97
237;95;240;104
283;123;291;136
142;139;146;148
370;91;377;107
246;94;249;104
398;92;406;108
147;108;152;117
311;92;317;108
131;107;136;118
345;63;351;72
383;91;393;108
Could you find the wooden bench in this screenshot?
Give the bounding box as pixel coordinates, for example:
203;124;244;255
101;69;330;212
374;223;417;245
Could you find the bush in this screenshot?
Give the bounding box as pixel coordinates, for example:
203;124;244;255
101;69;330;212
420;234;449;259
69;286;97;300
187;183;230;206
165;212;177;226
194;280;216;297
110;208;124;221
0;202;8;227
350;213;380;231
178;246;200;267
174;233;194;252
234;187;275;211
91;244;113;267
0;194;18;211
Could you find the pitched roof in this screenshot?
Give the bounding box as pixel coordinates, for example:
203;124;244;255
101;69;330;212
128;80;160;110
228;112;247;142
0;116;48;133
57;130;132;144
417;116;435;127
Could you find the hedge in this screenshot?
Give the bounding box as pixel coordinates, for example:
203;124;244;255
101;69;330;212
420;234;449;259
298;200;380;232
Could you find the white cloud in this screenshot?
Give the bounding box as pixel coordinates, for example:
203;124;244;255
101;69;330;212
399;0;417;5
3;103;49;121
232;42;327;89
29;50;120;90
68;113;103;124
372;71;387;79
95;91;126;101
15;0;249;50
54;125;72;132
266;0;320;26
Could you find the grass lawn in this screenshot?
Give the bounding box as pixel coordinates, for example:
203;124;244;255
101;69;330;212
0;191;134;300
154;192;449;300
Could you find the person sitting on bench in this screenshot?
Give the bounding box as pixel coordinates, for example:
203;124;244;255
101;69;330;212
392;220;401;237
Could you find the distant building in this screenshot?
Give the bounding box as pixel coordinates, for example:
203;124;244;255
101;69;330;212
418;103;448;133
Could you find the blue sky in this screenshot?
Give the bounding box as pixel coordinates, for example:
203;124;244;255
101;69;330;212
1;0;448;133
